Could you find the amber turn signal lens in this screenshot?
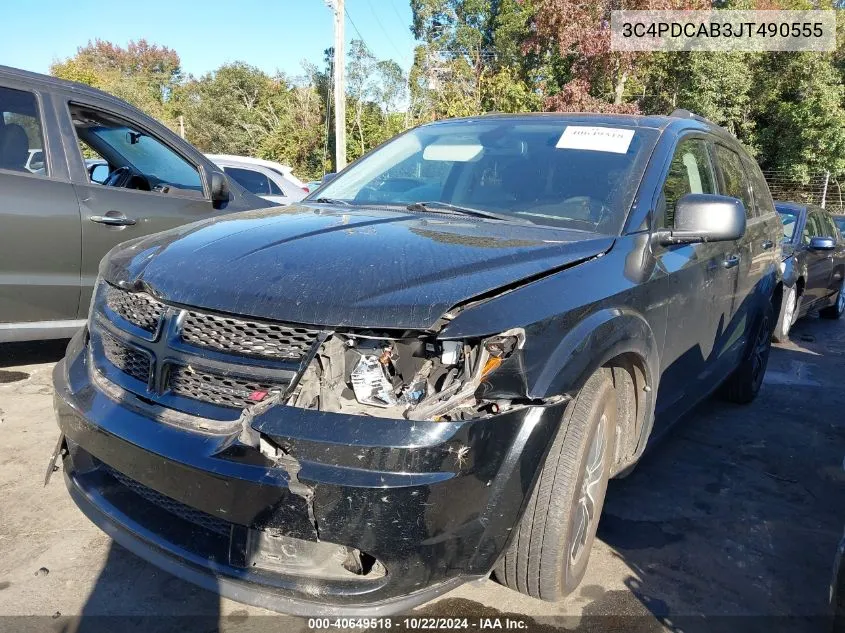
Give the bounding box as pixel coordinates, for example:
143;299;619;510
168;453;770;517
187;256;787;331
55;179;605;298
481;356;503;379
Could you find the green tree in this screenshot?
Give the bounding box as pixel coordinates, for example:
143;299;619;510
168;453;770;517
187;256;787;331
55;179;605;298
171;63;329;179
756;52;845;181
51;39;182;126
409;0;541;118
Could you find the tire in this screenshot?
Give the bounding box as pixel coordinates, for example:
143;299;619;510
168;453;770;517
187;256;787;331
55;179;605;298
820;279;845;320
722;303;774;404
772;284;798;343
494;368;615;601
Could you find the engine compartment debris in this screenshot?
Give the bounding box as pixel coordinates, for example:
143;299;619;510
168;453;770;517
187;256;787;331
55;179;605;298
285;330;525;421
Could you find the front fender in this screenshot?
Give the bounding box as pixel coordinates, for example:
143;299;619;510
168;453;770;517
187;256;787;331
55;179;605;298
527;308;660;401
782;255;798;288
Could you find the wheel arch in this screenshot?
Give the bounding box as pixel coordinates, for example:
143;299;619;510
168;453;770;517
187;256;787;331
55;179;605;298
526;308;660;473
772;280;784;317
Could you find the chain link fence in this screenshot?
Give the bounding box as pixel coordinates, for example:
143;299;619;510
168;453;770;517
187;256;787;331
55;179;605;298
762;170;845;213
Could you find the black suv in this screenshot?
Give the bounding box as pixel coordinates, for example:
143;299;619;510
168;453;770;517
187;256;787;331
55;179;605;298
53;112;784;614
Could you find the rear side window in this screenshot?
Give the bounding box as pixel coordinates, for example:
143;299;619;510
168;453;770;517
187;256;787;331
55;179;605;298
225;167;272;195
659;138;716;228
0;86;48;176
268;177;284;196
744;158;775;217
715;145;755;218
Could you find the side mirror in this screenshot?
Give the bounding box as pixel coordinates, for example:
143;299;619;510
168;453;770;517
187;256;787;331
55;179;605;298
809;236;836;250
658;194;746;245
210;170;230;208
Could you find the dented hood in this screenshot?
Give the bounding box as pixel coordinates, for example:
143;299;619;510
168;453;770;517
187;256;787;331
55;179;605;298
103;205;613;329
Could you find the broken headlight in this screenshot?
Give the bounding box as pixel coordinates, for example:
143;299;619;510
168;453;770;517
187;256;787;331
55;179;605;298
286;329;525;421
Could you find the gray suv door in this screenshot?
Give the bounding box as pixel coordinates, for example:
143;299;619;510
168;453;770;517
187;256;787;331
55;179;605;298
0;85;82;337
59;100;226;316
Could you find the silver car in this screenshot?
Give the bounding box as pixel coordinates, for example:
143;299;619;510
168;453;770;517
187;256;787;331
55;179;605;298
207;155;307;206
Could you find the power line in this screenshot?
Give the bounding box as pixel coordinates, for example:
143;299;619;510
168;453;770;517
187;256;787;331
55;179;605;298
344;6;366;42
388;0;410;36
362;0;412;64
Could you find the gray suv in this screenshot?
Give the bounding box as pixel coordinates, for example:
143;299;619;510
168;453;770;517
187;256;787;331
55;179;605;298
0;65;270;343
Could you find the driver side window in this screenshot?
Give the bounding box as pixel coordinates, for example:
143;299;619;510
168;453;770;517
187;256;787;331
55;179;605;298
659;138;716;228
803;212;820;244
69;103;203;198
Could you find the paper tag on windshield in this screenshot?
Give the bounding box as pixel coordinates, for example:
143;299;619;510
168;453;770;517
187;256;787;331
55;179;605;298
556;126;635;154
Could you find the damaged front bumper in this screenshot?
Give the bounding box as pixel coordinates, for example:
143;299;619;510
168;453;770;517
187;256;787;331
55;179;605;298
54;329;568;615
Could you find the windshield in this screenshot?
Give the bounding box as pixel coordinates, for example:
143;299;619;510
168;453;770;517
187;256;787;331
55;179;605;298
314;120;660;234
776;207;799;243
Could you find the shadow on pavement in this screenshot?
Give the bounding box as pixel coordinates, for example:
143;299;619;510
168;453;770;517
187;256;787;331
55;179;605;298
594;314;845;632
58;542;221;633
0;339;69;369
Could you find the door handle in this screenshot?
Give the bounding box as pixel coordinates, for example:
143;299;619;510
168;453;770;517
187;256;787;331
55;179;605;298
723;254;741;269
90;214;136;227
761;240;774;250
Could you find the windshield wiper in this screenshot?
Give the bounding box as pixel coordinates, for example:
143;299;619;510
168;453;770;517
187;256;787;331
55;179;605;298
311;197;352;206
406;201;528;223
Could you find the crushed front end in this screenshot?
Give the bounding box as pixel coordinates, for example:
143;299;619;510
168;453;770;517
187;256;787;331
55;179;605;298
53;281;567;614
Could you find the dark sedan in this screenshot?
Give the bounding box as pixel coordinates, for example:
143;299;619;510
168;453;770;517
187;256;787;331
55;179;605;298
833;214;845;238
773;202;845;341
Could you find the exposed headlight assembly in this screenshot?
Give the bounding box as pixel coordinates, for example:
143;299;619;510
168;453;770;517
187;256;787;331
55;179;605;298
404;329;525;421
287;329;526;422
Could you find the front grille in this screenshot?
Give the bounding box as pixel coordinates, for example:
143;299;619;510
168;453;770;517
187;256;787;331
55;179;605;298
100;463;230;536
181;311;319;361
99;286;310;410
105;286;164;332
168;365;282;409
100;331;151;384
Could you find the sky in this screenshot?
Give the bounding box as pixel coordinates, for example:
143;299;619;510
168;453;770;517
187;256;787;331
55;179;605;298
0;0;418;79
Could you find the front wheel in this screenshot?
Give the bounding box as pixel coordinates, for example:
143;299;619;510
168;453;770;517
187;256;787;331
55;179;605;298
820;279;845;320
722;303;773;404
494;368;615;601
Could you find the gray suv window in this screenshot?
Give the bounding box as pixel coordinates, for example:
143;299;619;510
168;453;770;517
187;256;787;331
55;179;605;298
69;104;203;197
0;86;48;176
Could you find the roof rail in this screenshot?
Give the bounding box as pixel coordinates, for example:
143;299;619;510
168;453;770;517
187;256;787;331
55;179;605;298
670;108;711;124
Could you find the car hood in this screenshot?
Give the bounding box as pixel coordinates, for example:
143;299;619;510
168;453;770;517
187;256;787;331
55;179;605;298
103;205;613;330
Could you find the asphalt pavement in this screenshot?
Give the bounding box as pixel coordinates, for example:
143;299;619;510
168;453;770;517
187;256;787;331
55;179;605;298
0;314;843;633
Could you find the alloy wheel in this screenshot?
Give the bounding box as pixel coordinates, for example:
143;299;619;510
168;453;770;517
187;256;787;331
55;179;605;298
838;280;845;314
569;414;607;565
782;286;797;338
751;315;771;388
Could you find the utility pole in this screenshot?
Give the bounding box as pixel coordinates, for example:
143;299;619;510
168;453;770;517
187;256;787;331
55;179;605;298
178;115;185;139
821;170;830;208
326;0;346;171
